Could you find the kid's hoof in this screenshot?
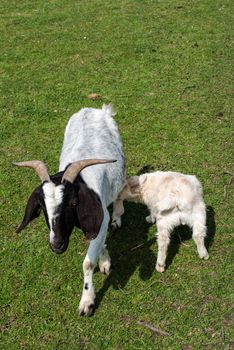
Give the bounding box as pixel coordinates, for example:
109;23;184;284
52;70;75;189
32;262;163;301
156;264;165;273
111;218;121;230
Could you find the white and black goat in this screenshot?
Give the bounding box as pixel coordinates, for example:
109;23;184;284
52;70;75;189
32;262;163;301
14;105;126;316
112;171;209;272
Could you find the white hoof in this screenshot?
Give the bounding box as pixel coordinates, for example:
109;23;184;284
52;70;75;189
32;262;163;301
99;248;111;275
199;249;209;260
146;215;152;223
99;261;111;275
79;288;95;316
146;215;156;224
111;217;122;230
156;264;165;273
78;300;95;316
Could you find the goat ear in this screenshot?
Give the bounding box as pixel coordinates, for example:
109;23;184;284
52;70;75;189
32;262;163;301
16;188;42;233
76;184;104;240
127;176;141;194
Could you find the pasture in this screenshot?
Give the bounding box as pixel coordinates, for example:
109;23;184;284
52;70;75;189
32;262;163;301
1;0;233;349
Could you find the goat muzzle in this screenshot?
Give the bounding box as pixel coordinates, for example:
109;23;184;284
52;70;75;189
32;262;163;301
49;240;69;254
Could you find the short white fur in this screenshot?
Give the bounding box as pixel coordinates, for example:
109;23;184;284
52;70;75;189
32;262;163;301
112;171;209;273
59;105;125;316
43;182;64;244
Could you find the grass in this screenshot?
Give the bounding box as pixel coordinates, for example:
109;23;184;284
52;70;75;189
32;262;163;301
0;0;233;349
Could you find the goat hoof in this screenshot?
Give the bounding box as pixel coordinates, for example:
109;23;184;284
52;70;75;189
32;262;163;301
78;303;95;317
99;261;111;275
198;248;209;260
156;264;165;273
199;252;209;260
145;215;152;223
145;215;156;224
111;219;121;230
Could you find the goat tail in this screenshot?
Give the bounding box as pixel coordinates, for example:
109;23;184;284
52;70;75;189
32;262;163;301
102;104;116;118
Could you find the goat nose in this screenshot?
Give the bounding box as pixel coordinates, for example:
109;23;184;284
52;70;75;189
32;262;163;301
54;241;64;249
49;237;69;254
49;240;65;254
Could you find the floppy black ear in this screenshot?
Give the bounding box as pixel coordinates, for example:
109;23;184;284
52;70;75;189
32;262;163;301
77;183;104;240
16;188;42;233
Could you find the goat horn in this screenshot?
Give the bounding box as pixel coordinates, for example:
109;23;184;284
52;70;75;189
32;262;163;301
62;159;117;184
13;160;50;183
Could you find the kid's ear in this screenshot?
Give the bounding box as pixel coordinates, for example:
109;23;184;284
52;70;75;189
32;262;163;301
76;184;104;240
127;176;141;194
16;188;42;233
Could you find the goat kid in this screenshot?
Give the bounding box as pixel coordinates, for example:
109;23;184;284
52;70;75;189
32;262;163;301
112;171;209;272
14;105;126;316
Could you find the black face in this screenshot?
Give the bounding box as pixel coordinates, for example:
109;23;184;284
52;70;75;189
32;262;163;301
17;171;104;254
48;181;79;254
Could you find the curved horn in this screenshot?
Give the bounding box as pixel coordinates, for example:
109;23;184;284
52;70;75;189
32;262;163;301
62;159;117;184
13;160;50;183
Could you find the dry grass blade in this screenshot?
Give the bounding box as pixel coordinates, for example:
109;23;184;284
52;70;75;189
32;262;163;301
137;320;171;337
130;243;145;251
223;170;234;200
221;326;225;343
178;233;190;247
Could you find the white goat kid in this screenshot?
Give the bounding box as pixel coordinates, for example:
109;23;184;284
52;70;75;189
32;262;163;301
112;171;209;272
14;105;125;316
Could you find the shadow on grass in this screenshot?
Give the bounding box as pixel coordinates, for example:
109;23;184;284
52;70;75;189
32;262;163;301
165;205;216;270
95;204;216;312
205;205;216;250
136;164;155;175
95;202;155;311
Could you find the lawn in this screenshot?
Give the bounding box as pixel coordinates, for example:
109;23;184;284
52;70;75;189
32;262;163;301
0;0;233;349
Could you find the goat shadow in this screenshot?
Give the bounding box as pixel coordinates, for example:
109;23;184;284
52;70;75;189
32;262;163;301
95;162;216;311
166;205;216;269
95;202;155;310
95;204;216;311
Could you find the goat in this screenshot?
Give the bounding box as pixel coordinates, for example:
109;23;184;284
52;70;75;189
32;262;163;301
14;104;126;316
112;171;209;272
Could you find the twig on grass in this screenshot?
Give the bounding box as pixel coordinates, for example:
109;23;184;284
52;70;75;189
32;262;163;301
178;233;190;247
117;284;132;295
223;170;234;177
157;278;170;286
130;243;145;251
223;170;234;201
137;320;171;337
224;185;228;200
221;326;225;343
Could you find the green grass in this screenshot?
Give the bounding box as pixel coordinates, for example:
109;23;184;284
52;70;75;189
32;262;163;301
1;0;233;349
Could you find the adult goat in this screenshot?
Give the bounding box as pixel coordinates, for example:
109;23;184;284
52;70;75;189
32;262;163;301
14;105;126;316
